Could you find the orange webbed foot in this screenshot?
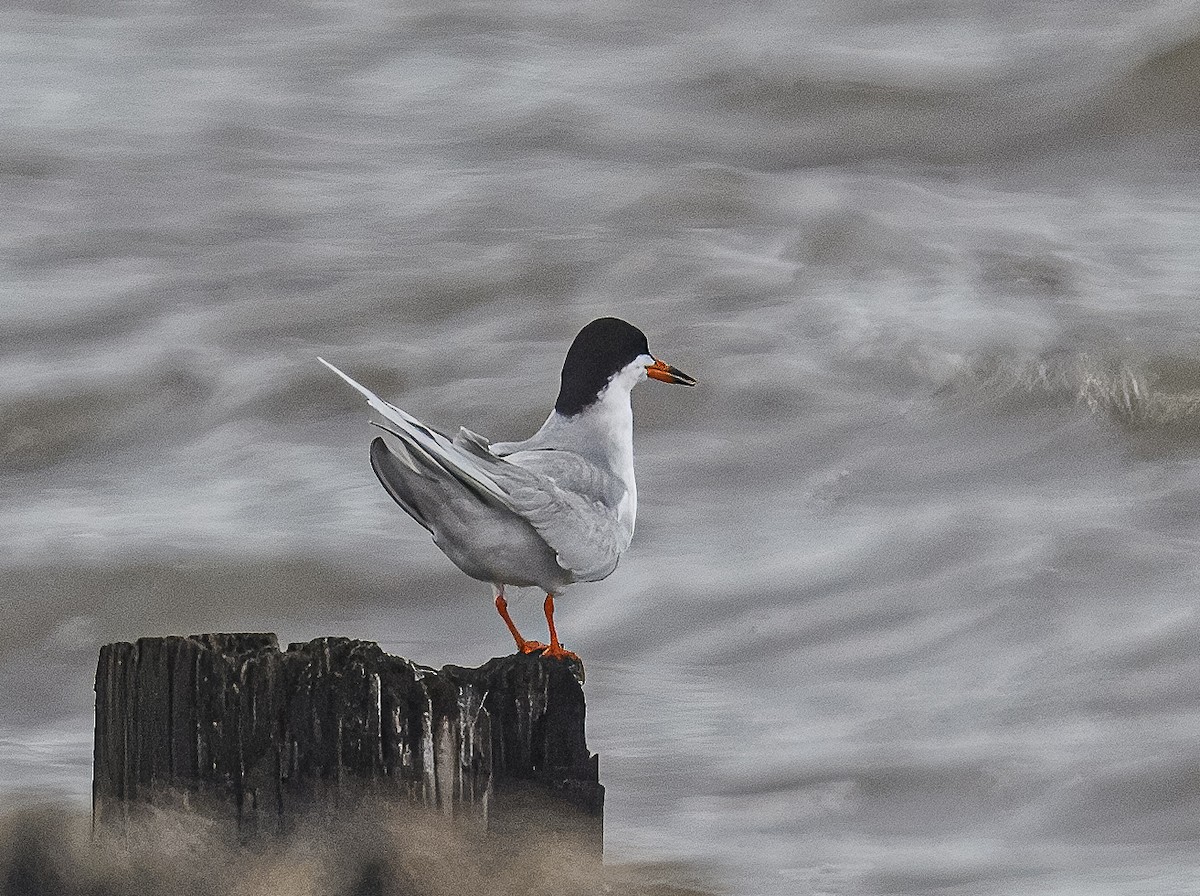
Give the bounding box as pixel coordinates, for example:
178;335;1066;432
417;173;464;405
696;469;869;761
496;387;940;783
538;641;585;681
517;640;548;655
538;642;581;664
538;593;584;677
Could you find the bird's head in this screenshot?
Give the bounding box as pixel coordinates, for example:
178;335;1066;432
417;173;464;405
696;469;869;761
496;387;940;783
554;317;695;416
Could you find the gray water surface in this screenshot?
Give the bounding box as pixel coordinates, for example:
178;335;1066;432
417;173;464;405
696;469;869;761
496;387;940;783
5;2;1200;893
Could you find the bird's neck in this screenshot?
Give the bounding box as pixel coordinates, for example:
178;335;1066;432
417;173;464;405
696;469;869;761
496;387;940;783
536;385;637;491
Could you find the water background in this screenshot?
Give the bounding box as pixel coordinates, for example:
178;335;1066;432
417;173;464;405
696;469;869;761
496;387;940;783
5;1;1200;893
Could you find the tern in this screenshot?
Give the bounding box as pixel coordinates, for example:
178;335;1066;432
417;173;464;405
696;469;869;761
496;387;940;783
319;317;695;662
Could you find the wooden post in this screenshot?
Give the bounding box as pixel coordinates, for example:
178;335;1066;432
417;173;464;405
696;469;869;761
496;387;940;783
92;635;603;860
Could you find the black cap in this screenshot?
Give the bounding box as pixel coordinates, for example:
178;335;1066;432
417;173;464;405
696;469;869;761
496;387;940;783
554;317;651;416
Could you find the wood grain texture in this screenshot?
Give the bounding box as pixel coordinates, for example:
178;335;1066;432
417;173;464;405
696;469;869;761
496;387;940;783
93;635;602;858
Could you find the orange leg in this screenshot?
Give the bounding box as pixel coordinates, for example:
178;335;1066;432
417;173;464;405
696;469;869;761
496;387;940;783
540;593;581;663
495;592;546;654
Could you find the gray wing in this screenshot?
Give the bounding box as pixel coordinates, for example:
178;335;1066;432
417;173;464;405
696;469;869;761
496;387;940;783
318;357;630;582
456;428;631;581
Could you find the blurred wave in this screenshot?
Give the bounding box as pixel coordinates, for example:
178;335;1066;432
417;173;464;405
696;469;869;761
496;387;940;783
632;23;1200;170
960;351;1200;436
1107;28;1200;130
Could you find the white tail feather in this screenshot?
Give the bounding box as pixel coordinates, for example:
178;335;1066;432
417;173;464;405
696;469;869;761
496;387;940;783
318;357;507;501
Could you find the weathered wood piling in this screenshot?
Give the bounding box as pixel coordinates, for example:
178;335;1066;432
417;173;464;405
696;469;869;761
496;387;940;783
92;634;603;860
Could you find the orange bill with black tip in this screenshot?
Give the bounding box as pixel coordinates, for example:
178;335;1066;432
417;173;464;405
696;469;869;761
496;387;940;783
647;357;696;386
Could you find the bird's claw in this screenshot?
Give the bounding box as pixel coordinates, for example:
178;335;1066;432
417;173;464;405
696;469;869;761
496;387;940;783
539;643;581;664
538;643;585;682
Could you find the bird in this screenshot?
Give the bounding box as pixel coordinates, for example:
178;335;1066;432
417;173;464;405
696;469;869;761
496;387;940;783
319;316;695;663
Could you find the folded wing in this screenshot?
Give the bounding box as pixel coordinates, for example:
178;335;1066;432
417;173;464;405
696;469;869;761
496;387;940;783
320;359;629;581
456;428;629;581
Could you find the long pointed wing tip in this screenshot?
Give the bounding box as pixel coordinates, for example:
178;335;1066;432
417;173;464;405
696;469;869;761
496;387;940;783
317;356;376;402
